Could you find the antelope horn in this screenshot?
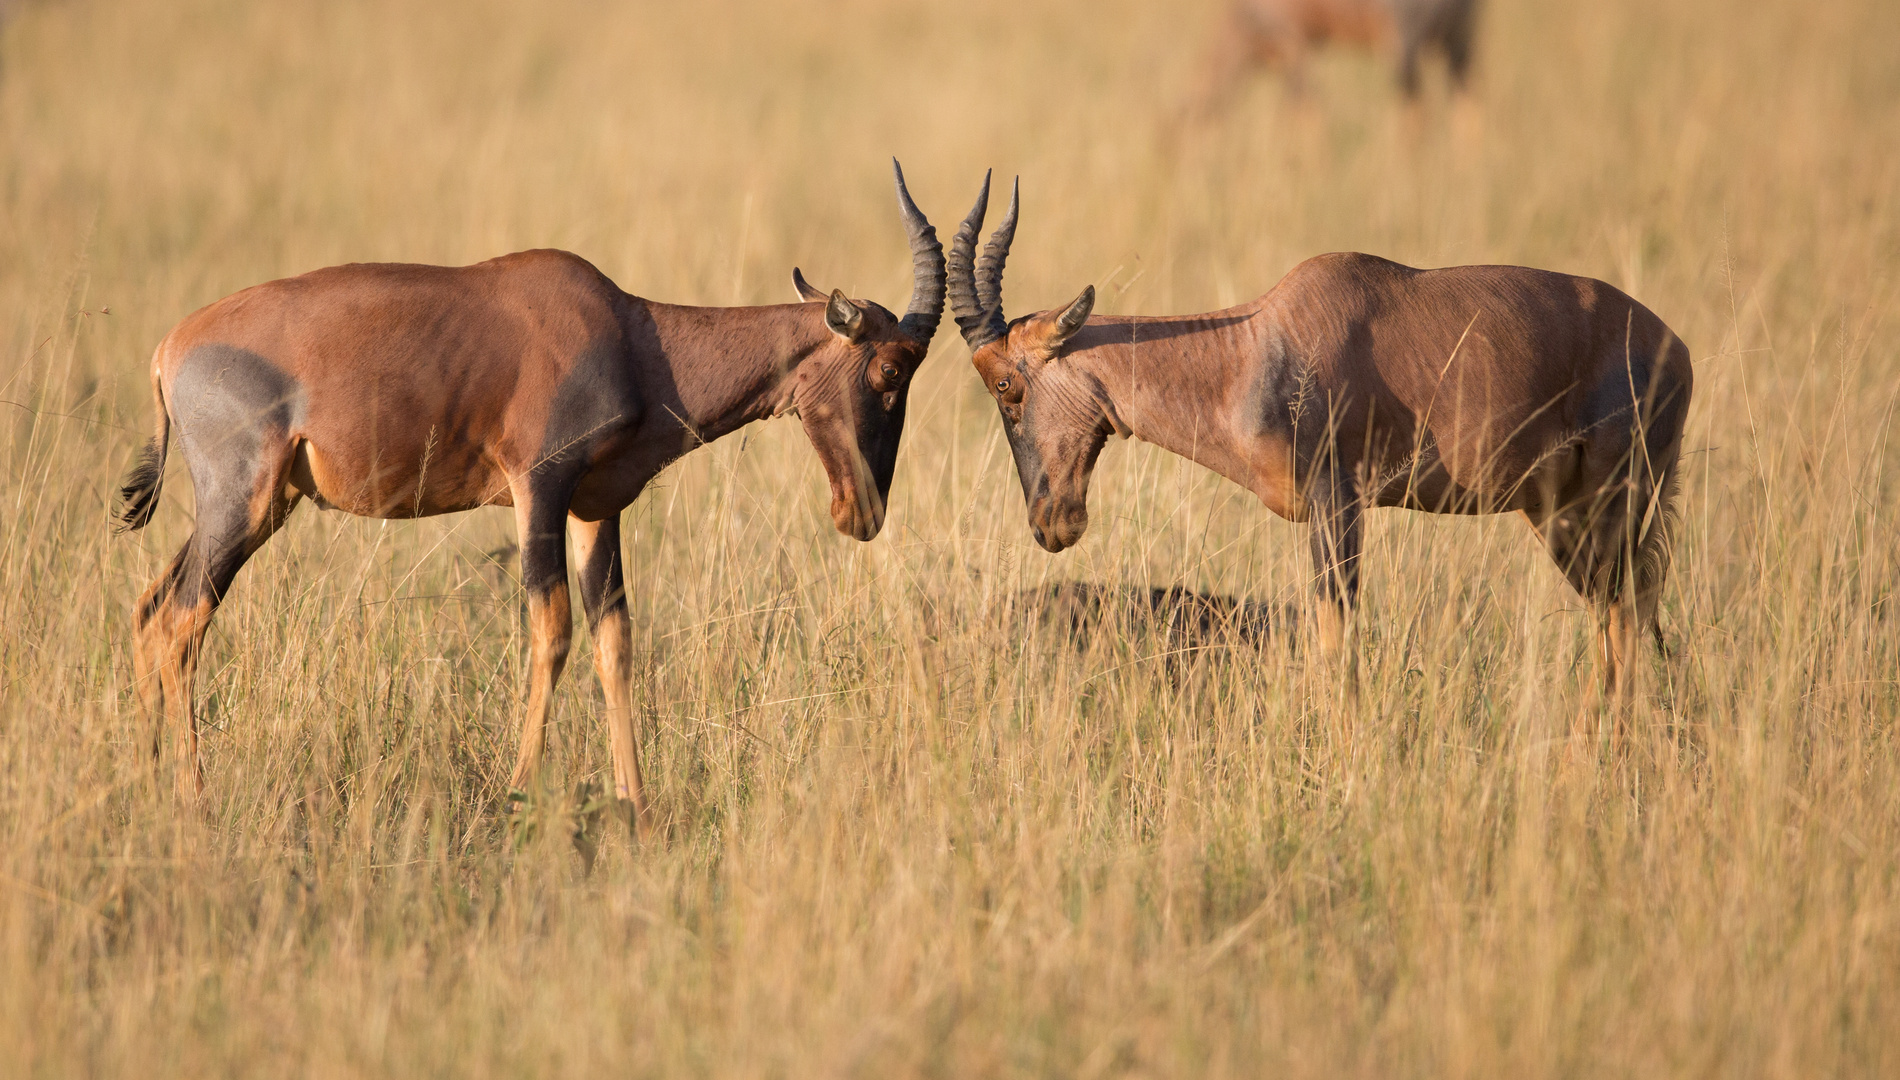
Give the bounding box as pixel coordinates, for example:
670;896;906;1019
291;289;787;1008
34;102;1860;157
892;159;945;344
949;171;1012;352
947;171;991;347
973;176;1018;343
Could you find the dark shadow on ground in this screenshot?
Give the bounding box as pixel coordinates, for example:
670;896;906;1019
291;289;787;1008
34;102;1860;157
1012;582;1295;658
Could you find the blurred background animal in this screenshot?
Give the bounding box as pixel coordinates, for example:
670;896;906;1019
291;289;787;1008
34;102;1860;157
1189;0;1481;112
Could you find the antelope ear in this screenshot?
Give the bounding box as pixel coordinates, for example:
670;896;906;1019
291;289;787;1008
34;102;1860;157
1051;286;1094;347
824;289;865;341
1029;285;1094;358
792;267;829;303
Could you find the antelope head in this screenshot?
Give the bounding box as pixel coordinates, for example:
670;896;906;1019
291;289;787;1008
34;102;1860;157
948;173;1104;553
786;159;946;541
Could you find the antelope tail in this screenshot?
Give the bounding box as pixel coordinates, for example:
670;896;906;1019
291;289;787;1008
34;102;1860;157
1635;454;1680;659
113;364;170;533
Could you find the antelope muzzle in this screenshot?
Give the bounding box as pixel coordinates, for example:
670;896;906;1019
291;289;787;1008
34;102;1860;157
826;390;908;542
1028;495;1087;552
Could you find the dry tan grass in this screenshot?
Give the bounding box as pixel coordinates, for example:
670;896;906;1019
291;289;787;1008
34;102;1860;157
2;0;1898;1074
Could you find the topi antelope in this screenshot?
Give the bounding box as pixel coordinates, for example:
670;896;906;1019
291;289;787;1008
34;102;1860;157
947;174;1692;720
1190;0;1481;110
116;161;947;820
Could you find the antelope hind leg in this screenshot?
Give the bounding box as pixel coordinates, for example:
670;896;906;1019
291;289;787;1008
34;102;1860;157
132;546;191;772
1536;501;1652;753
145;506;298;800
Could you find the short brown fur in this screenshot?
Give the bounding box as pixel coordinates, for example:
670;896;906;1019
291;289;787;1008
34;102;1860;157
949;176;1691;729
117;164;947;818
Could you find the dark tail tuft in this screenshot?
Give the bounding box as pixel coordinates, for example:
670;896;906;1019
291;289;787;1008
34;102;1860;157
113;437;166;533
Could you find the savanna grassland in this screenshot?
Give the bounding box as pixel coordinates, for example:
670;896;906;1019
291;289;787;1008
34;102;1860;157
3;0;1899;1075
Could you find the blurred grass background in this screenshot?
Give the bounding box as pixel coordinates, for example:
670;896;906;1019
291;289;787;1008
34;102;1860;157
2;0;1899;1075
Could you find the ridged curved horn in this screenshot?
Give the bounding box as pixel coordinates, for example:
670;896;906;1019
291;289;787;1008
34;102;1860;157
949;171;1005;351
892;159;945;344
973;177;1019;344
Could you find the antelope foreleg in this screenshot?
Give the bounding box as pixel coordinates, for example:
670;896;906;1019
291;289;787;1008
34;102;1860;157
571;514;647;835
508;589;572;793
508;496;573;795
1308;477;1364;665
591;606;643;829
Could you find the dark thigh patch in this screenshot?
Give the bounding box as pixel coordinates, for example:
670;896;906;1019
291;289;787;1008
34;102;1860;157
171;344;307;509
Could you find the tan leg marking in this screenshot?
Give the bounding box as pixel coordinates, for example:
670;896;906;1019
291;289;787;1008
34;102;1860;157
1314;602;1347;660
591;605;647;822
569;513;648;836
509;584;572;792
162;598;218;800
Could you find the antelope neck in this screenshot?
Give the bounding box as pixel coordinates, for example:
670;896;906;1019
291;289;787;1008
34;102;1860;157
1067;307;1275;496
639;299;839;441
